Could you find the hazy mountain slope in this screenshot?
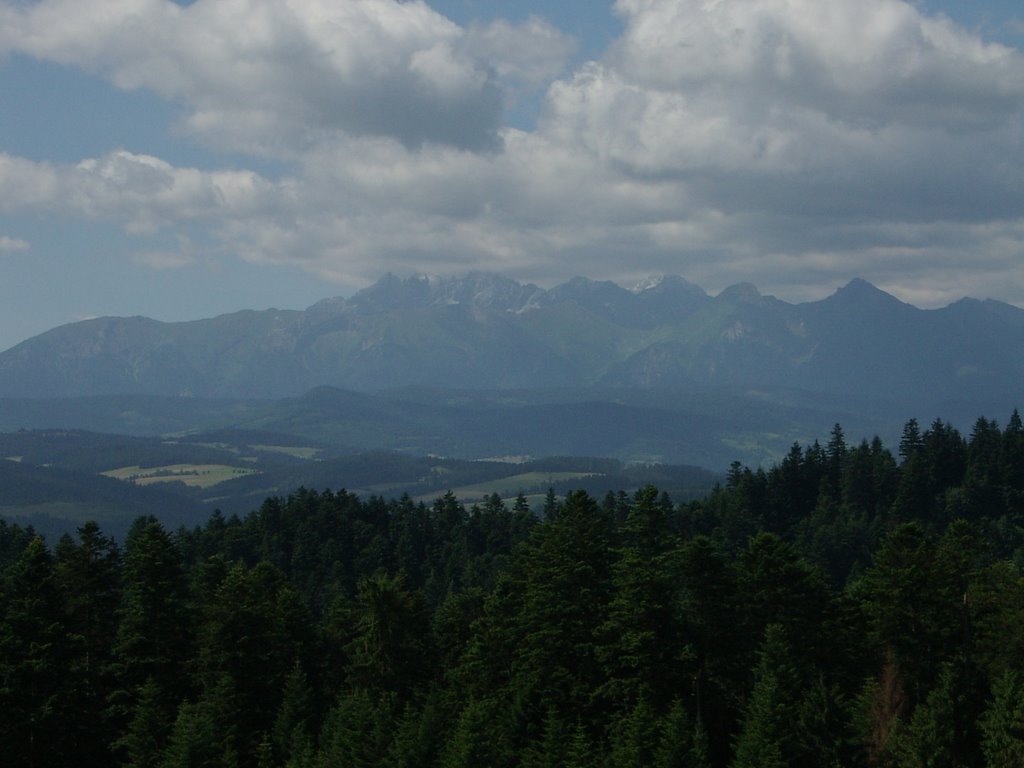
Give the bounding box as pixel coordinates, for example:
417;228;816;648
796;280;1024;402
1;274;1022;409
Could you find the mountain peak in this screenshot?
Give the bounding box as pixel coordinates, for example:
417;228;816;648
829;278;906;308
716;282;762;302
346;271;542;314
631;274;706;296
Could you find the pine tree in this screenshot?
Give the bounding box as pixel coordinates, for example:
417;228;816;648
272;661;315;766
197;561;310;762
655;699;711;768
317;688;394;768
891;660;984;768
966;417;1004;519
344;571;432;699
736;532;833;670
599;485;687;710
608;697;659;768
676;534;743;757
439;697;512;768
161;677;240;768
521;706;570;768
109;517;194;748
54;520;121;765
1000;410;1024;526
118;677;168;768
0;536;72;767
730;625;802;768
512;490;613;721
859;522;957;703
383;692;446;768
980;671;1024;768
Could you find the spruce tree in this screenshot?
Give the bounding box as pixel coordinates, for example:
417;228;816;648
0;536;72;768
109;517;193;749
980;671;1024;768
730;624;802;768
599;485;687;710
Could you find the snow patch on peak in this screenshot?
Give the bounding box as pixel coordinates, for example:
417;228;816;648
632;275;666;293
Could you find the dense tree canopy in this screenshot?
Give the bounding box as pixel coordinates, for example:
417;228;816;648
2;413;1024;766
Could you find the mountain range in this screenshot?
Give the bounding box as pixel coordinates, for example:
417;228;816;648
2;272;1023;406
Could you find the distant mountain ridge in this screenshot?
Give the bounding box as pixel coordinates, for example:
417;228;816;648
2;273;1023;407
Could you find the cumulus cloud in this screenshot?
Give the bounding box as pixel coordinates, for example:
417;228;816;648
0;235;29;253
1;0;1023;308
0;150;281;234
463;16;577;90
0;0;573;154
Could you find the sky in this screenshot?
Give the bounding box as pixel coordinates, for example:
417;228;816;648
2;0;1024;352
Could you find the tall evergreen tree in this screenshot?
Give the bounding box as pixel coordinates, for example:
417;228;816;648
731;625;801;768
599;485;687;710
980;671;1024;768
196;561;310;766
54;520;121;765
108;517;194;758
859;522;958;704
345;571;432;699
0;536;72;768
512;490;613;723
316;688;394;768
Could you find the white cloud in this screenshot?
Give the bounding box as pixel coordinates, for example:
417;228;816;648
0;235;29;253
1;0;1023;308
463;16;577;90
0;0;573;154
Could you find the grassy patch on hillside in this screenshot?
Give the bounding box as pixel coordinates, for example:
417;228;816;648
102;464;258;488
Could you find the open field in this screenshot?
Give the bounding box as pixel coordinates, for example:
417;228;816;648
102;464;258;488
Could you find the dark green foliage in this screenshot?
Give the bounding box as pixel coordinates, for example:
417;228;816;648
608;697;660;768
317;688;394;768
440;696;512;768
858;522;961;703
980;671;1024;768
891;659;984;768
272;661;316;765
383;691;447;768
108;517;194;753
195;560;310;765
655;699;711;768
731;625;803;768
512;489;613;720
4;412;1024;767
599;485;688;709
161;675;241;768
345;571;432;699
0;536;72;768
119;677;167;768
54;521;121;765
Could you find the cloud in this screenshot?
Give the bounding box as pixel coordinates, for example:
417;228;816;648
0;235;29;253
0;150;280;235
1;0;1023;308
0;0;573;154
463;16;577;90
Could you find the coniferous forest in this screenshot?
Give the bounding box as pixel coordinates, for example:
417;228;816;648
4;414;1024;767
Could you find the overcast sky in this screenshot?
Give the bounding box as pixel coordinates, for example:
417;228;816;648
2;0;1024;351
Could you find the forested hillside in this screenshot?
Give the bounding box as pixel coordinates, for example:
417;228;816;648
3;412;1024;767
